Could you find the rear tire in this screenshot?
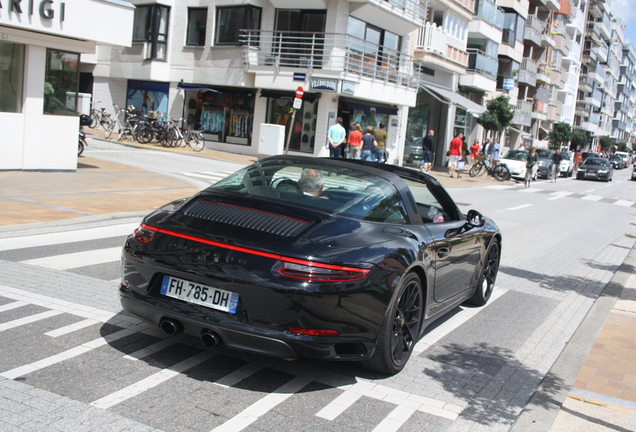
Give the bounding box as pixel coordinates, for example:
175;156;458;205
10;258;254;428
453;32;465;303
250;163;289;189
468;239;500;306
78;141;85;156
135;128;154;144
493;164;511;181
469;162;485;177
363;273;423;375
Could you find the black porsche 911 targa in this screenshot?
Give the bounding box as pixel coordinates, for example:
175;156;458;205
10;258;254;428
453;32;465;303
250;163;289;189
120;156;501;375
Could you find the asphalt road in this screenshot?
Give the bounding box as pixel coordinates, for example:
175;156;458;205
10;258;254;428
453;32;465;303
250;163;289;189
0;140;635;431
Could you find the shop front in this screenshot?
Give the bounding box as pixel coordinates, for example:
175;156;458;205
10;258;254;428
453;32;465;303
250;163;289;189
178;83;256;146
262;90;320;153
0;0;134;171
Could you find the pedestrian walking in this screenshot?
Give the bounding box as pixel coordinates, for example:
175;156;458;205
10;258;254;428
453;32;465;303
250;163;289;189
574;149;582;172
372;121;387;163
420;130;435;172
448;132;463;178
470;139;480;167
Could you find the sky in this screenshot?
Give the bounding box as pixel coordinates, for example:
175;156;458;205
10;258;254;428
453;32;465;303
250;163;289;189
610;0;636;46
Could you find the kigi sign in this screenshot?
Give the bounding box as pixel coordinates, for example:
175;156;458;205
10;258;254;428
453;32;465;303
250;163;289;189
310;78;338;92
0;0;66;21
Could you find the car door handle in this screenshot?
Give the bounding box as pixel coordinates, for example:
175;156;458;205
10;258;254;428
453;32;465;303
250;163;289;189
437;248;450;258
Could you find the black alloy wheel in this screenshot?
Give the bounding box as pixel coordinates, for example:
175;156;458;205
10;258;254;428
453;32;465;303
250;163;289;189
364;273;423;375
493;164;511;181
468;239;500;306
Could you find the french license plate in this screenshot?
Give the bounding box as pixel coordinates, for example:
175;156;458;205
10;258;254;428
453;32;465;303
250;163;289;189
160;275;239;313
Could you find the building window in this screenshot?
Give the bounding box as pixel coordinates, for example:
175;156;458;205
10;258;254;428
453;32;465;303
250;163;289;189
215;6;261;45
502;12;519;47
133;5;170;60
44;49;80;116
187;8;207;46
0;42;25;113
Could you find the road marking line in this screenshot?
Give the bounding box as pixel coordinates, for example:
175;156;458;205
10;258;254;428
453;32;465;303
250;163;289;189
548;192;573;200
211;373;319;432
372;406;416;432
614;200;634;207
178;172;225;180
214;361;265;388
44;318;100;337
0;300;28;312
0;325;144;379
90;350;218;409
519;188;543;193
413;287;507;356
0;310;63;332
508;204;532;210
315;390;363;420
0;223;137;252
19;247;121;270
581;195;603;201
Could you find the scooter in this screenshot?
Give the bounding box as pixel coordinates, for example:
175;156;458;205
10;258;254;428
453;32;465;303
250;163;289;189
78;129;87;156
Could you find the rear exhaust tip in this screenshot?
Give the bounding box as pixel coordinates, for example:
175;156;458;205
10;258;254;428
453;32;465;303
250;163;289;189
201;331;223;348
159;319;182;336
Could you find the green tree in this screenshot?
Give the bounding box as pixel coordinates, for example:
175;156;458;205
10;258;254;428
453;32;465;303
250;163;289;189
570;132;587;150
547;122;572;150
599;136;612;152
476;94;514;141
617;142;627;151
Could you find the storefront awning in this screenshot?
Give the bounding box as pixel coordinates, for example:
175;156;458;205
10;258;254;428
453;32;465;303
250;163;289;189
178;83;256;94
420;84;486;116
260;89;320;103
341;99;398;116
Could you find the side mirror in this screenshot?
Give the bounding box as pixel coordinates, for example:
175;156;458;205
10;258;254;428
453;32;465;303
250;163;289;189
466;209;485;228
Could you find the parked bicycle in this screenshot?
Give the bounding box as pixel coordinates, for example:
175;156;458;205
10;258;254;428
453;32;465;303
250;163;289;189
117;106;141;142
469;154;511;181
104;104;126;139
166;118;205;152
89;102;112;130
134;111;171;146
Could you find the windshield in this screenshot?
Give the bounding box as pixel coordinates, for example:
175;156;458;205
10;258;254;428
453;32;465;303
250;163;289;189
502;150;528;161
536;149;553;159
208;159;408;223
582;158;609;167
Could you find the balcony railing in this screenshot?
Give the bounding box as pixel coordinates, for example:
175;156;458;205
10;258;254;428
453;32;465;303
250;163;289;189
368;0;428;22
240;30;420;88
466;49;497;78
415;22;468;66
474;0;505;30
519;58;538;86
524;16;544;46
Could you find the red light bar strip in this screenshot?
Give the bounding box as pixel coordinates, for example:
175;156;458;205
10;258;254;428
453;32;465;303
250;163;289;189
141;223;370;277
198;201;310;224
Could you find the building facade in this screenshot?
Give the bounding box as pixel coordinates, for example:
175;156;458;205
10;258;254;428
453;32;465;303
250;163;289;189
0;0;135;171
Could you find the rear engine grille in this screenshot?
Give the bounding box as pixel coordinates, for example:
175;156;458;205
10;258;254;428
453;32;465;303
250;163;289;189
184;201;310;237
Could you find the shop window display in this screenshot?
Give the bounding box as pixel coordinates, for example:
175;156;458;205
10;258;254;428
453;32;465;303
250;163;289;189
190;91;255;145
0;42;24;113
266;97;318;153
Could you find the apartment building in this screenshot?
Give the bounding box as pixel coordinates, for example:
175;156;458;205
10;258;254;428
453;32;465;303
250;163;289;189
560;0;587;127
88;0;443;164
612;27;635;145
0;0;135;171
573;0;612;147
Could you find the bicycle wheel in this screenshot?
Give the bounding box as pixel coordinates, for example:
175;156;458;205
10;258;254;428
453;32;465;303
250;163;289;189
493;164;511;182
524;170;531;188
135;127;154;144
104;122;115;139
188;133;205;152
469;162;485;177
159;131;173;147
90;113;98;128
101;116;113;130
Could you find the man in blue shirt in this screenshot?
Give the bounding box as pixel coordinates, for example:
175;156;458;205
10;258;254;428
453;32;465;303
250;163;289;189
327;117;346;158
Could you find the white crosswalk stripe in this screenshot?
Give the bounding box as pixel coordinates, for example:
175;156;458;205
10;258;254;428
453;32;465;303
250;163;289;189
19;247;121;270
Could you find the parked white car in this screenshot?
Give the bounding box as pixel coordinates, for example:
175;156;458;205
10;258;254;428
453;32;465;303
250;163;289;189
500;149;530;180
614;151;631;168
559;151;574;177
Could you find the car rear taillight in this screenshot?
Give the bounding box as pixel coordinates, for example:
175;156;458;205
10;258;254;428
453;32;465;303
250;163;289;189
289;327;340;336
276;261;370;283
132;225;156;243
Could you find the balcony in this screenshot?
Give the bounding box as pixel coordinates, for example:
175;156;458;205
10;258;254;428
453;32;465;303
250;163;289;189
524;16;544;47
554;33;569;56
473;0;504;29
460;49;497;92
415;22;469;74
545;0;560;10
241;30;419;93
518;58;538;86
513;100;532;127
347;0;427;35
591;43;608;63
537;62;550;84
